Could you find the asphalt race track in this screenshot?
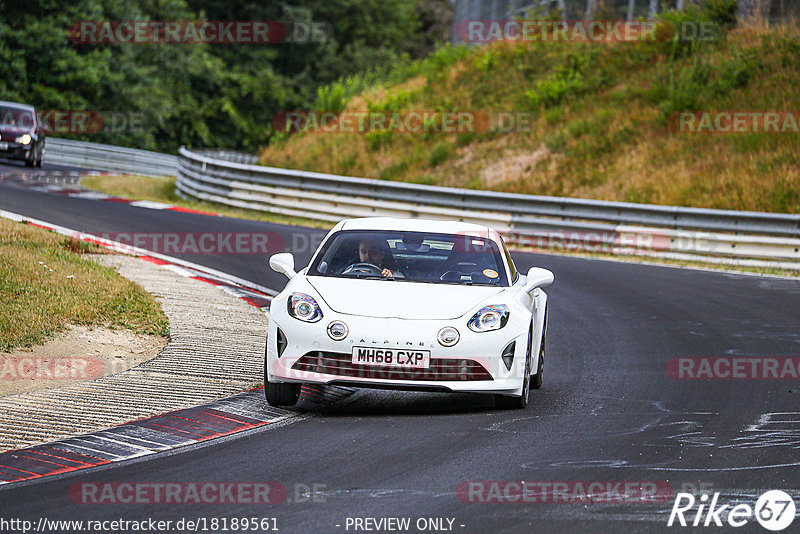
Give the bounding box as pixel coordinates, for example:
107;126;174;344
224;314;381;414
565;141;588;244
1;164;799;533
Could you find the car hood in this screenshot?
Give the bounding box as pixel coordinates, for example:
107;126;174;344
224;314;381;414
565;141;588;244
307;276;506;320
0;126;33;138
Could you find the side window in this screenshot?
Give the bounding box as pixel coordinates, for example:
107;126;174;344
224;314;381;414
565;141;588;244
500;237;518;283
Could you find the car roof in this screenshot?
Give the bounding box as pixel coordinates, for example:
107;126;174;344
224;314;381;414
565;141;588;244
338;217;496;237
0;101;36;111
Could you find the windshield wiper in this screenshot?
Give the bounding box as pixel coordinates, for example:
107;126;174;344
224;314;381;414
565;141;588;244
347;273;396;280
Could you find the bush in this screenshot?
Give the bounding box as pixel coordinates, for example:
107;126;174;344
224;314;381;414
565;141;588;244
428;143;450;166
316;82;348;113
650;0;736;59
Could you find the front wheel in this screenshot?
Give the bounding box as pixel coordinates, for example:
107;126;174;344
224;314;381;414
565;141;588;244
265;378;301;407
264;333;301;407
494;327;533;410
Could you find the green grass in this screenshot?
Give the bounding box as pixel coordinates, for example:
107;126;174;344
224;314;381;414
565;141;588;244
0;219;169;352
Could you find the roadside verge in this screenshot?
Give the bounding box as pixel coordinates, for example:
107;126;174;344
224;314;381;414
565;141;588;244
0;252;280;452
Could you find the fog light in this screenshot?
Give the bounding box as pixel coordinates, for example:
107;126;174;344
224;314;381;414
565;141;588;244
437;326;460;347
327;321;348;341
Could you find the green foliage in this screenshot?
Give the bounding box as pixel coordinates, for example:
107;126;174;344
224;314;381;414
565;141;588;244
379;159;410;179
654;51;760;121
368;89;417;113
428;143;450;166
0;0;452;153
365;130;393;150
770;180;800;213
311;44;471;112
523;50;604;109
702;0;739;28
650;0;737;59
411;175;437;186
316;83;348;113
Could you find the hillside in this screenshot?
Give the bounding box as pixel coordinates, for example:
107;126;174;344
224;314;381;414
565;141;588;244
259;8;800;214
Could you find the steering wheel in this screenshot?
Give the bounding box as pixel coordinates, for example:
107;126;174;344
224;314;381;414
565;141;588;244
342;263;384;276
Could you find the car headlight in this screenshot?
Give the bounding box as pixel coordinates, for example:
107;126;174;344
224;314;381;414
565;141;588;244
287;293;323;323
467;305;509;333
437;326;460;347
15;134;32;145
327;320;348;341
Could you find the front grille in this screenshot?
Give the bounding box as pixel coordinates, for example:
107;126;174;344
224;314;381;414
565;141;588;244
292;351;493;381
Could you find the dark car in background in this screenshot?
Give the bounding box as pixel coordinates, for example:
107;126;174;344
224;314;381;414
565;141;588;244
0;101;45;167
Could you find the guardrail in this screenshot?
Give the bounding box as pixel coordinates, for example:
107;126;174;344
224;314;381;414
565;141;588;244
45;138;177;177
176;147;800;266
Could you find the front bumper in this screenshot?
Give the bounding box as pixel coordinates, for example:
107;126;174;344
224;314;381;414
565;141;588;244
266;312;532;396
0;142;31;161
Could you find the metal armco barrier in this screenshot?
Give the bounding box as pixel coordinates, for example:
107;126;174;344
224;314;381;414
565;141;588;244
176;146;800;266
45;138;177;177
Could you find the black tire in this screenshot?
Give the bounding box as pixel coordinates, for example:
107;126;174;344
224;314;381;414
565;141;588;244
494;326;533;410
35;146;43;167
531;312;546;390
24;154;34;167
263;334;301;406
265;379;301;407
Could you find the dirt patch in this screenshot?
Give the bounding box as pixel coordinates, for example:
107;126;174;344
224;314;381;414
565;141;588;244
480;145;558;189
0;325;166;397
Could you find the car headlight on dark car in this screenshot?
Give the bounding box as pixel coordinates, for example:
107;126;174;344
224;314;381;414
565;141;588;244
288;293;323;322
15;134;32;145
467;305;509;332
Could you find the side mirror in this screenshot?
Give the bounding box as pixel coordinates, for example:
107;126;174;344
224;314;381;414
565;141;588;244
525;267;554;292
269;253;296;279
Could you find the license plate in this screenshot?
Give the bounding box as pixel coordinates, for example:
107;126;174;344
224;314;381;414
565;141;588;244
352;346;430;369
0;142;7;150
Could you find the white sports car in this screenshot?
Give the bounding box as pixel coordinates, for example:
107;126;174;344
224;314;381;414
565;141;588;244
265;217;553;409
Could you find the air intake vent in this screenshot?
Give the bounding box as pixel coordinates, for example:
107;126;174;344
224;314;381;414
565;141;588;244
276;328;288;357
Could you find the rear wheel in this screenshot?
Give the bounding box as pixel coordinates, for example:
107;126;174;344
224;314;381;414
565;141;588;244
531;312;546;390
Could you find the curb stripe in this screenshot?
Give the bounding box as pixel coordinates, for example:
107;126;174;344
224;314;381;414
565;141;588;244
0;389;288;486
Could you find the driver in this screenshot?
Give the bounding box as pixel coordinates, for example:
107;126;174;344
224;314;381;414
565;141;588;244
355;238;400;278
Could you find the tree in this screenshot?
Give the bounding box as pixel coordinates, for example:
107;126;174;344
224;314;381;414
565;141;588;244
737;0;771;21
585;0;597;20
649;0;659;18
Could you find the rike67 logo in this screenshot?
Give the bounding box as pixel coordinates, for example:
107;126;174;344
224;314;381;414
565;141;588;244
668;490;796;531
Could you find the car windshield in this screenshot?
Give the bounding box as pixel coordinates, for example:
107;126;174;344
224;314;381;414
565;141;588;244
0;107;34;130
308;230;509;286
